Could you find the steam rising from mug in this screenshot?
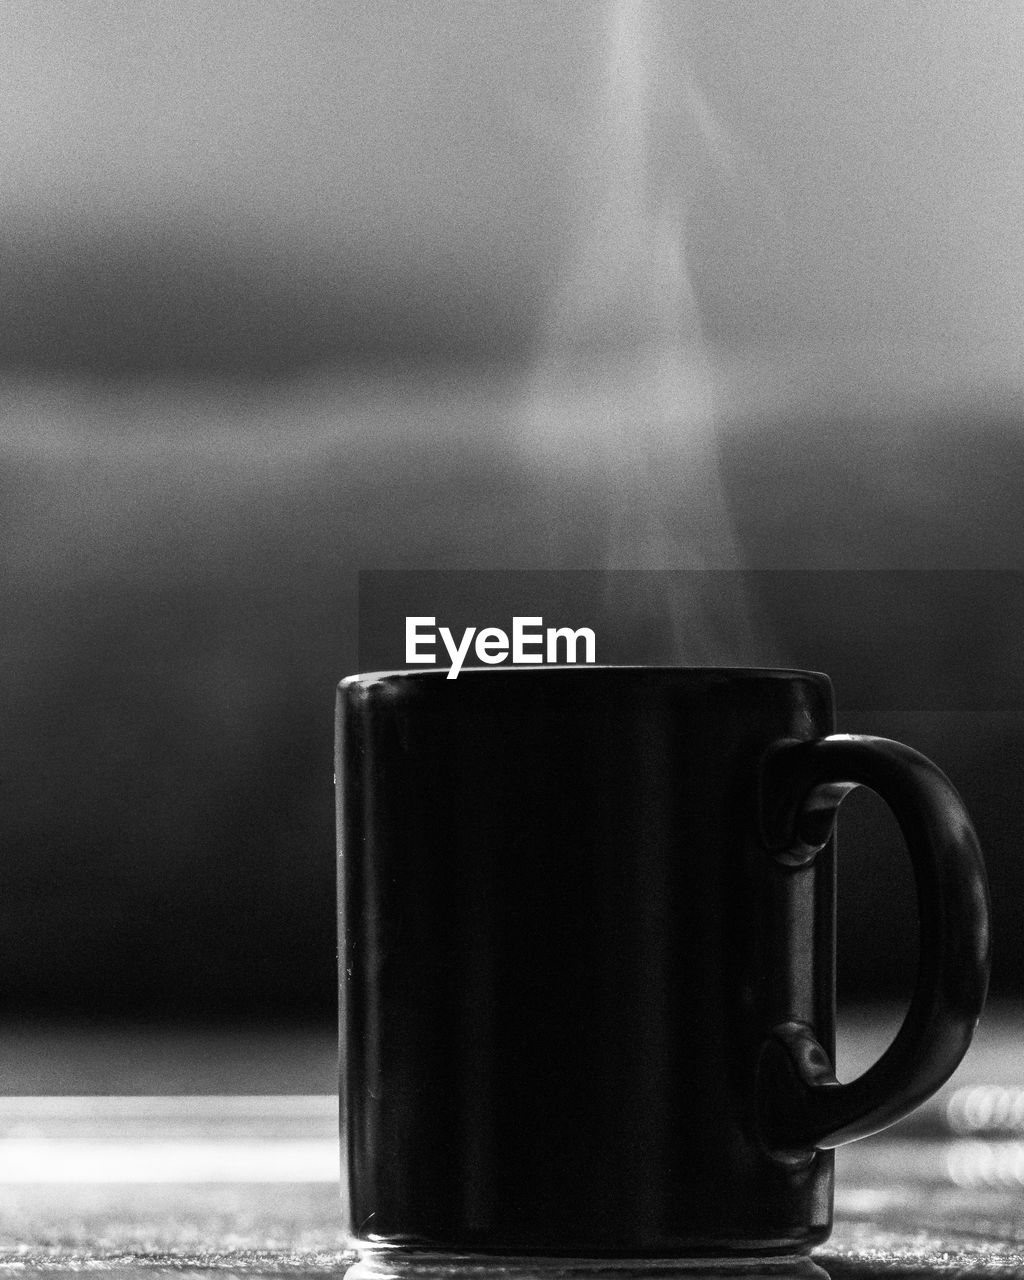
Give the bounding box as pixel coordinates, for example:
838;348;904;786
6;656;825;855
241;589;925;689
522;0;761;664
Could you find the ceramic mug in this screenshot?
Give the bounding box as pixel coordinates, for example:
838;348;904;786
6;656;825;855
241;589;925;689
336;667;990;1267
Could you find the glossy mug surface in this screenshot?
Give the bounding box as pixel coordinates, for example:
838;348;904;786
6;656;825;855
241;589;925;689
336;667;989;1258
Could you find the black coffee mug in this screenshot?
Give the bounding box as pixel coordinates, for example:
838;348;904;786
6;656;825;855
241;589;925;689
336;668;990;1263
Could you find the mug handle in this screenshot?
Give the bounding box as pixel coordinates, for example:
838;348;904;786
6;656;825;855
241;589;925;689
758;734;991;1151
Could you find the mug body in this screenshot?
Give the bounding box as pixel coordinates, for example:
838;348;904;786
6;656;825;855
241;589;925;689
337;667;836;1257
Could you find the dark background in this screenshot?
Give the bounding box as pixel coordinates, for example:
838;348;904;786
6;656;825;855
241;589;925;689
2;2;1023;1027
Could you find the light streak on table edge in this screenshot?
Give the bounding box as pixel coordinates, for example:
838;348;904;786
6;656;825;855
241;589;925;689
0;1097;340;1183
0;1096;337;1118
0;1138;340;1183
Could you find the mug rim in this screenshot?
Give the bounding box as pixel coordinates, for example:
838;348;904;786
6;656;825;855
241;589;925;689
340;665;830;689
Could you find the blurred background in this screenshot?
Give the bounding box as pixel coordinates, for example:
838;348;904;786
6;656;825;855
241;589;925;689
3;0;1024;1043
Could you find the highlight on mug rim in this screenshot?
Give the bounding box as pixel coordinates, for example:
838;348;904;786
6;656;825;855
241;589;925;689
339;664;832;688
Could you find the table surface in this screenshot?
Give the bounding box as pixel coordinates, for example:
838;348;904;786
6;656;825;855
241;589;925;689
2;1009;1024;1278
